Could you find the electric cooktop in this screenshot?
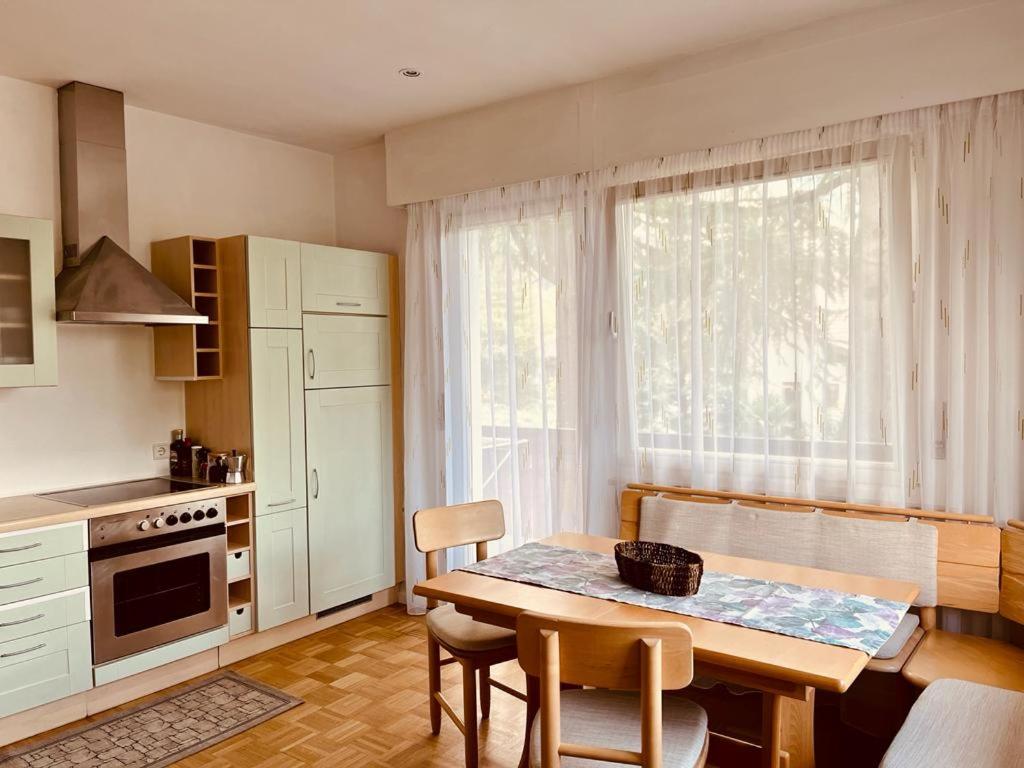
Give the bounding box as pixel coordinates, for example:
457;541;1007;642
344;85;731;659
38;477;215;507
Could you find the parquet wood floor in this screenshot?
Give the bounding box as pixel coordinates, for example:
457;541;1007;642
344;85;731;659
10;606;529;768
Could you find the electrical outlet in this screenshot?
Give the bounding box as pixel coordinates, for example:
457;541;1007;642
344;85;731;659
153;443;171;460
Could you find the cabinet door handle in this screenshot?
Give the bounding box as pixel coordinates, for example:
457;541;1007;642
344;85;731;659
0;642;45;659
267;498;296;508
311;469;319;499
0;613;44;629
0;577;42;590
0;542;41;555
308;349;316;379
336;301;362;308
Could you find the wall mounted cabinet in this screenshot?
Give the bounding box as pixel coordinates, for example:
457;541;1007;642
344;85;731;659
300;244;389;315
0;214;56;388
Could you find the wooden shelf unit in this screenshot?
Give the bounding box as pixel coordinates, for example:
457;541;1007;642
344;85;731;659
151;236;223;381
224;492;255;637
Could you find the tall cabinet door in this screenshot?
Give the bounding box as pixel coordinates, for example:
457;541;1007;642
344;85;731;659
254;507;310;631
250;329;306;517
306;386;395;613
248;237;301;328
300;244;389;315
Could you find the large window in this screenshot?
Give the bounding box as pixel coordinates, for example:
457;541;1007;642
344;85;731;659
618;150;898;501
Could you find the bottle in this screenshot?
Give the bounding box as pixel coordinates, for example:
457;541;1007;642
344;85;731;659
181;434;193;478
170;429;185;476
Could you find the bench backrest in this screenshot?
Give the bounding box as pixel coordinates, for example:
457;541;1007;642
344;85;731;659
622;485;1002;615
1001;522;1024;624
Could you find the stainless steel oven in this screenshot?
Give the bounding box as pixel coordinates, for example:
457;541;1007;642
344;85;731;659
89;498;227;665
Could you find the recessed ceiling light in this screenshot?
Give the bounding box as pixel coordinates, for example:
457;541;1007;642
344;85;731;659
399;68;422;78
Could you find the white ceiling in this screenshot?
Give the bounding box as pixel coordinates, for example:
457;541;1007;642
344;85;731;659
0;0;914;153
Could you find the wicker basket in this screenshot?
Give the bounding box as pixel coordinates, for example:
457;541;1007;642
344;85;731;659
614;540;703;596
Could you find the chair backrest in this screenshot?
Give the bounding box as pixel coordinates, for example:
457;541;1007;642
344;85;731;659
636;492;939;607
413;500;505;608
516;611;694;768
1001;522;1024;625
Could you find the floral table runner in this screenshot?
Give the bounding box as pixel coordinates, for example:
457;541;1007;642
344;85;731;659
459;542;909;655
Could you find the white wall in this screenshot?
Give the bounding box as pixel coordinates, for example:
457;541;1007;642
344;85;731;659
0;74;335;497
386;0;1024;204
334;140;406;259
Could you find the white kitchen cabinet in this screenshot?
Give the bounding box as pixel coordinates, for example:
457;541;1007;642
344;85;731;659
300;244;389;316
306;386;394;613
254;507;310;631
247;236;301;329
0;214;57;388
302;314;391;390
250;328;306;516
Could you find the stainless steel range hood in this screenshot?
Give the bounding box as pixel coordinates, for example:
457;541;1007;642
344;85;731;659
55;82;206;325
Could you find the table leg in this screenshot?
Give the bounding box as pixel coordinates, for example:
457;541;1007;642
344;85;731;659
518;673;540;768
761;692;783;768
781;689;816;768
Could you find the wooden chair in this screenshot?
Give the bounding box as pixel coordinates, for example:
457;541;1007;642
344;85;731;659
413;500;525;767
516;611;709;768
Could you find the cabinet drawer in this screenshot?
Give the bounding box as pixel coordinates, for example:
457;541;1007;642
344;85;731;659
0;553;88;607
229;605;252;636
300;244;389;315
303;314;391;389
0;588;89;645
0;522;86;570
0;621;92;718
227;550;251;581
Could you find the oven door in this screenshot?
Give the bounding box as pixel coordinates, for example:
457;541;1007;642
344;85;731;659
90;525;227;665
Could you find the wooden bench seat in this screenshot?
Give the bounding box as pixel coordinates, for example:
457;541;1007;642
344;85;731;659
902;629;1024;691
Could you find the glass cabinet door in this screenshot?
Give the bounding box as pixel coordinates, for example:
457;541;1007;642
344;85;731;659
0;215;56;387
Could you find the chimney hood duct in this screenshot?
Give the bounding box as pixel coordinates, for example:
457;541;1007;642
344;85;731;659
54;82;206;325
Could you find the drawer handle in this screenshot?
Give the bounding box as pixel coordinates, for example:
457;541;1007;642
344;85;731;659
267;498;296;508
0;542;41;555
232;552;244;560
0;642;45;659
235;608;245;616
336;301;362;308
312;469;319;499
0;613;44;629
308;349;316;379
0;577;42;590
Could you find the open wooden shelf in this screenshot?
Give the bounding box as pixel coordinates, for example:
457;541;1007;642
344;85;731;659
223;492;255;637
152;236;224;381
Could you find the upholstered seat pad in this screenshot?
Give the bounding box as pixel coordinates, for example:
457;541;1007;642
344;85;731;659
426;604;516;652
881;679;1024;767
873;612;920;660
530;689;708;768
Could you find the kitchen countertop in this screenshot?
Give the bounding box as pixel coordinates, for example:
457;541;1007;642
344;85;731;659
0;481;257;535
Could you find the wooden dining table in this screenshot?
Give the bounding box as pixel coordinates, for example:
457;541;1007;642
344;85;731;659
413;532;920;768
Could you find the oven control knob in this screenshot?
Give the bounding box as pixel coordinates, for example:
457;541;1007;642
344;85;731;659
193;509;206;521
153;517;165;529
180;512;192;524
137;520;151;531
206;507;218;519
166;514;178;526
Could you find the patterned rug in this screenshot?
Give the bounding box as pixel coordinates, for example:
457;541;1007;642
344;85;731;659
0;671;301;768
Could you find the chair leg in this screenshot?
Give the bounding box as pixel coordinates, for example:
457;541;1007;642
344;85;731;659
479;664;492;719
462;659;479;768
427;632;442;736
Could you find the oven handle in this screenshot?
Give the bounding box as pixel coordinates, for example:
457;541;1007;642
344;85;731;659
90;523;226;562
0;577;42;590
0;643;45;659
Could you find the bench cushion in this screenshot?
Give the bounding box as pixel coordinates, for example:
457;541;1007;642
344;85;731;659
881;679;1024;767
874;613;920;660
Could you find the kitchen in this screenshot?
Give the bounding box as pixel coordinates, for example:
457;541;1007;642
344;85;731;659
0;75;403;747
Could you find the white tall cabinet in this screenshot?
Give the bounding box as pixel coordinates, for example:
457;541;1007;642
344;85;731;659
301;244;395;615
240;237;395;629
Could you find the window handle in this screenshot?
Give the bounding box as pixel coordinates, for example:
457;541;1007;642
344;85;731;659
0;642;45;659
308;349;316;379
0;577;42;590
0;542;41;555
0;613;44;629
267;498;296;508
311;469;319;499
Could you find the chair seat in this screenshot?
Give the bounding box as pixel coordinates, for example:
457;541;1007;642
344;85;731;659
529;689;708;768
426;604;516;653
902;629;1024;691
881;679;1024;767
